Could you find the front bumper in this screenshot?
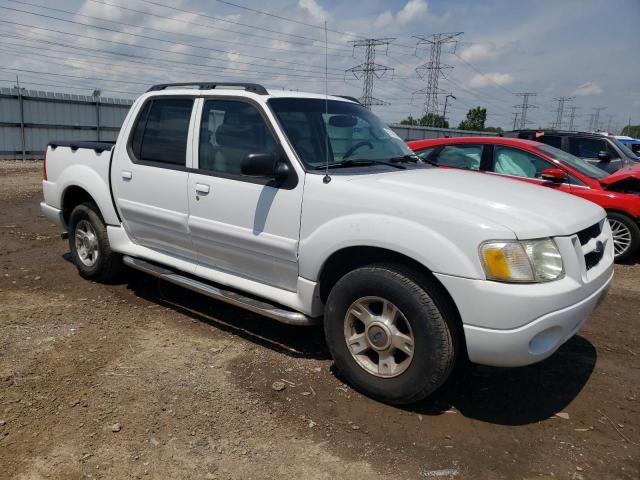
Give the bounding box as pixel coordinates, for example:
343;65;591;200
459;271;611;367
435;219;614;367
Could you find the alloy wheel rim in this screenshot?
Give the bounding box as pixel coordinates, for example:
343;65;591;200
609;219;631;257
74;220;99;267
343;296;415;378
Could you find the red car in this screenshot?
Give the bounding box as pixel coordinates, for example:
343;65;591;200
407;136;640;261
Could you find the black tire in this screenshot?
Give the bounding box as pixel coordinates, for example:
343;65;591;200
324;264;458;405
608;212;640;262
68;202;123;282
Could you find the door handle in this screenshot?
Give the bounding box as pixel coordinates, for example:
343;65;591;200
195;183;210;194
121;170;132;180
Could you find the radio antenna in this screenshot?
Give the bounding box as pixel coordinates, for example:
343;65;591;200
322;20;331;184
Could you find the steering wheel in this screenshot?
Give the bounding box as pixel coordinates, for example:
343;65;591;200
342;141;373;160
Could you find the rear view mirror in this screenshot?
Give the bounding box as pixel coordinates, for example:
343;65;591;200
328;115;357;128
597;151;611;161
541;168;567;183
241;153;289;181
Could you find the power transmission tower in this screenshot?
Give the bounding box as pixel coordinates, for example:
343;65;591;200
606;114;615;133
345;38;395;109
567;106;580;131
514;93;537;129
412;32;463;123
511;111;519;130
587;113;595;131
592;107;606;131
552;96;573;129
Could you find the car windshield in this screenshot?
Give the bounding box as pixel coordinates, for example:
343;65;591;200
610;137;640;160
535;144;609;180
268;98;414;169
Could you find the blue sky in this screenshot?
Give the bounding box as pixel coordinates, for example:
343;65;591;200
0;0;638;131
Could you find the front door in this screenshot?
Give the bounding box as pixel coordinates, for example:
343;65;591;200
111;97;196;260
187;98;304;291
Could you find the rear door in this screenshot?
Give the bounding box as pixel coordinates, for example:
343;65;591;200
187;97;304;291
486;145;573;193
111;96;197;260
567;136;623;173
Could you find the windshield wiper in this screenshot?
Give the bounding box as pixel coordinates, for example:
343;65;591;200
313;159;406;170
389;154;437;166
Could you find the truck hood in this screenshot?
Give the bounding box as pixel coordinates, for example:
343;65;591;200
348;168;604;239
600;162;640;192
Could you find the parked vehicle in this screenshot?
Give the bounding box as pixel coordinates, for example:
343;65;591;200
504;129;639;174
408;136;640;260
41;82;613;404
616;137;640;156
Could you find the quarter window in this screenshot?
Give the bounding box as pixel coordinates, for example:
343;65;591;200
130;98;194;166
492;146;553;179
433;144;483;170
198;100;277;174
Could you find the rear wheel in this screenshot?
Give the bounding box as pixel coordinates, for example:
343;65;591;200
324;264;458;405
608;212;640;261
68;202;123;281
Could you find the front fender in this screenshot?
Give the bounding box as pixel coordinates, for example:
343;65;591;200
299;213;487;281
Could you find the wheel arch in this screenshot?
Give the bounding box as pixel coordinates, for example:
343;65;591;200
61;185;100;224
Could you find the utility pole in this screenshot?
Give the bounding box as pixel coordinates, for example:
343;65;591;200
552;96;573;129
567;106;580;131
443;94;455;126
592;107;606;131
512;111;519;130
514;93;537;129
345;38;395;109
16;75;26;161
412;32;463;125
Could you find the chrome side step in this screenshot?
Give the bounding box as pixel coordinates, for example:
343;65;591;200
122;256;317;326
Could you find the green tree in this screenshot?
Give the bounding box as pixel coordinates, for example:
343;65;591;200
92;89;101;98
399;112;449;128
483;126;503;134
458;107;487;131
621;125;640;138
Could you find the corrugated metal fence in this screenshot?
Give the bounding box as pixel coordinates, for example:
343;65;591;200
0;87;133;160
0;87;495;160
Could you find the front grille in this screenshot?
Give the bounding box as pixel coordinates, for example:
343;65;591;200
577;222;601;246
584;249;604;271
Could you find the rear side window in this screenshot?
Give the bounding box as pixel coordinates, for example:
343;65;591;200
568;137;608;159
130;98;194;166
536;135;562;148
433;144;483;170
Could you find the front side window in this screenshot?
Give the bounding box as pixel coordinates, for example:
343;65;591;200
492;146;553;179
568;137;608;159
198;100;278;175
130;98;194;166
269;98;412;169
433;144;483;170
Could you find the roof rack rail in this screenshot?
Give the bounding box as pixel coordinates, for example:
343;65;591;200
336;95;361;104
147;82;268;95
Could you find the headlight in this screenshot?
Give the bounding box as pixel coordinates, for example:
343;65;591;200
479;238;564;283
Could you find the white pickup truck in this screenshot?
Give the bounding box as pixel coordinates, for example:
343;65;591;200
41;82;614;404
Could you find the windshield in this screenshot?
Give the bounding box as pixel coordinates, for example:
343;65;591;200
535;145;609;180
610;137;640;160
268;98;413;169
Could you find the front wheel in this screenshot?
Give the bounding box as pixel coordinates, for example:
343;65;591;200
324;265;458;405
608;212;640;262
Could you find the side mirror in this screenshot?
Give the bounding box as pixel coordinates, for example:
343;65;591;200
241;152;289;181
597;151;611;161
541;168;568;183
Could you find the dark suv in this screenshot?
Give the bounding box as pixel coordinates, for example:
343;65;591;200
504;130;639;174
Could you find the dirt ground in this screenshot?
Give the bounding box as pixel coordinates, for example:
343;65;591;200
1;161;638;480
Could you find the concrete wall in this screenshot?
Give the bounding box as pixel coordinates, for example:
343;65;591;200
389;123;496;141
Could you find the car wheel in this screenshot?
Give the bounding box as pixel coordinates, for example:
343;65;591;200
324;264;458;405
608;212;640;262
68;202;123;281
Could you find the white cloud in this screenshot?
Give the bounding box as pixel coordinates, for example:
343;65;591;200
573;82;603;96
468;72;513;88
298;0;328;22
375;0;428;28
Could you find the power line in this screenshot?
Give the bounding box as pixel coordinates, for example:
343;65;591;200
514;92;537;128
412;32;463;122
345;39;395;108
